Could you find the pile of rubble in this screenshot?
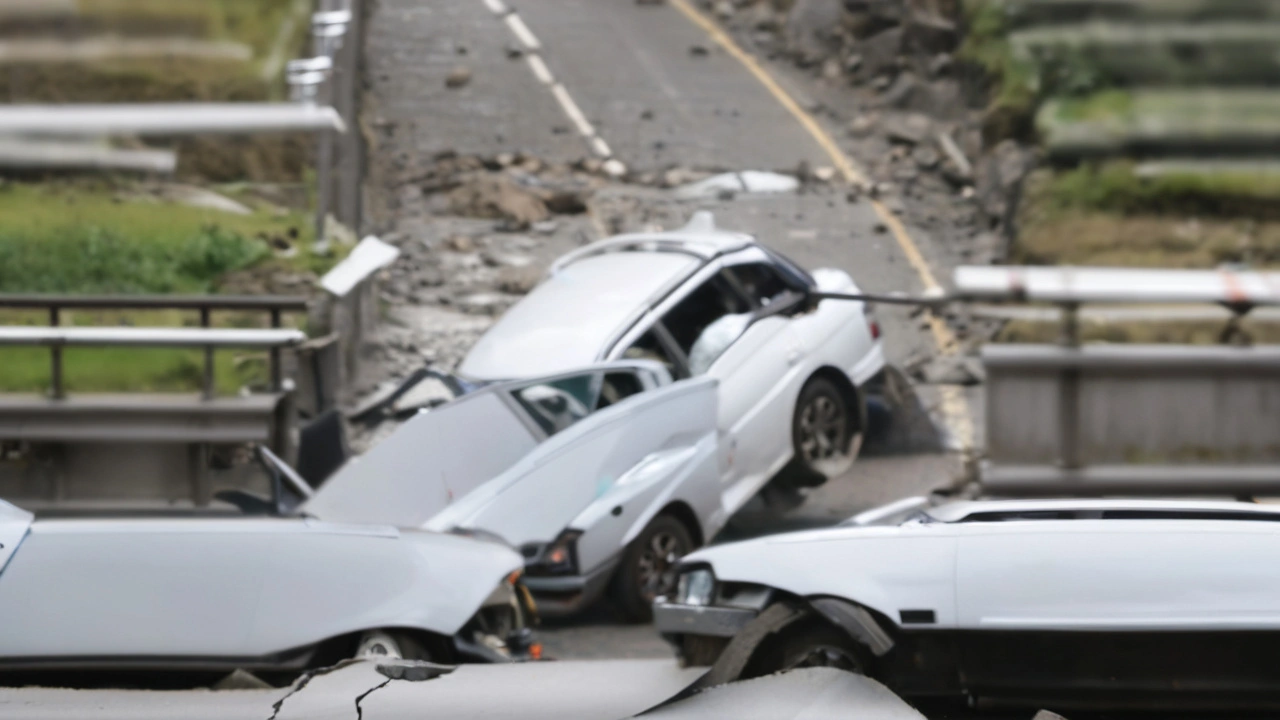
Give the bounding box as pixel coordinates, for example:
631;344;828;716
701;0;1033;252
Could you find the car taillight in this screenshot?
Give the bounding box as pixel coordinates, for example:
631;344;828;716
863;303;881;340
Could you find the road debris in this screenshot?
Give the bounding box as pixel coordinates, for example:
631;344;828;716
674;170;799;199
445;65;472;89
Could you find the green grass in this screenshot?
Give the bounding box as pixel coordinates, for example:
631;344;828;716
0;181;325;294
0;347;265;395
960;0;1040;140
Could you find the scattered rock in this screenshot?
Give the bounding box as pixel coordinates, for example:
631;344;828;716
603;158;628;178
913;146;940;170
545;191;588;215
445;235;475;253
928;53;953;78
713;0;734;20
448;175;549;229
857;26;903;78
377;660;454;683
847;113;879;137
497;265;543;294
936;130;973;181
813;166;837;183
886;113;932;145
457;292;511;316
483;251;534;269
505;43;524;59
689;44;710;57
821;57;843;80
879;73;918;110
445;66;472;89
873;222;887;234
532;220;559;234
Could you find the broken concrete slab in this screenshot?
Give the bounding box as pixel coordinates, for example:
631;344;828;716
637;668;926;720
361;659;701;719
0;685;288;720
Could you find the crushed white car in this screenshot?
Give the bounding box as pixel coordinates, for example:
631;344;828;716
0;449;536;677
306;361;722;620
458;211;886;514
656;497;1280;709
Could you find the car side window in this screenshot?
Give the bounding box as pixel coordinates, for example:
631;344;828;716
595;371;645;411
661;275;752;376
510;375;598;437
726;263;792;308
622;330;681;378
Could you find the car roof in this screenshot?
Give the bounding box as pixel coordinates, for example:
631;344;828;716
548;211;755;271
926;497;1280;523
458;251;702;380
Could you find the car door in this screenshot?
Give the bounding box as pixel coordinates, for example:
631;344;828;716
953;518;1280;692
616;263;806;514
0;519;272;659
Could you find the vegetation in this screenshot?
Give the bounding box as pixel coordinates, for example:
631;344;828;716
959;0;1039;140
0;181;324;294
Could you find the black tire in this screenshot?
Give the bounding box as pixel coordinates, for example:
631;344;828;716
682;634;730;667
778;376;859;489
743;620;867;679
612;514;695;623
353;630;432;661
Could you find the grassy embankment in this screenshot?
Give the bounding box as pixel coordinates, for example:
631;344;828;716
0;0;330;393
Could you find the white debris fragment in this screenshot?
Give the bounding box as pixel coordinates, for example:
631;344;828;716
602;158;628;178
674;170;799;199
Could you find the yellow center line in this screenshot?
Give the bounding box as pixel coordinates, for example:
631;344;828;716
668;0;973;450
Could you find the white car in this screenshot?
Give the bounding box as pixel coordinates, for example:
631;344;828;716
0;449;535;678
656;496;1280;709
458;212;886;513
305;362;723;620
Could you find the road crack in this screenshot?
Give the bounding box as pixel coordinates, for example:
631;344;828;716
354;679;393;720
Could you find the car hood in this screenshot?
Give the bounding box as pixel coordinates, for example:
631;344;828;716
426;377;719;549
301;391;539;528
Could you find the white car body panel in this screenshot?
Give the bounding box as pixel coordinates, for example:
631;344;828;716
681;498;1280;632
0;509;522;662
423;378;722;557
683;525;959;626
302;392;538;528
956;521;1280;631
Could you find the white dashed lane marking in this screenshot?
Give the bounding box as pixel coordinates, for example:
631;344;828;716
477;0;623;165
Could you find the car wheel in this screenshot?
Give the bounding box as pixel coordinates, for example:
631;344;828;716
745;621;866;678
354;630;432;661
784;376;859;485
612;514;694;623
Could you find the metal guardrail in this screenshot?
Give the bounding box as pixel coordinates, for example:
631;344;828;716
0;294;309;400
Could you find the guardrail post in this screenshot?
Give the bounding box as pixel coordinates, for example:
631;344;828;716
270;308;284;392
200;306;215;400
48;306;63;400
1057;302;1081;471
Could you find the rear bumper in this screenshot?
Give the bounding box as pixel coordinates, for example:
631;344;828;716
521;556;620;618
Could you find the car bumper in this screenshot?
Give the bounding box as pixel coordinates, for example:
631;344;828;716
521;557;620;618
653;598;759;639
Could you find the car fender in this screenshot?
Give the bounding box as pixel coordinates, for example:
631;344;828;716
247;526;524;654
681;525;959;628
570;433;721;574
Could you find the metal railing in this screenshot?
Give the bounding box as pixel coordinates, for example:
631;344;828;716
0;294;308;400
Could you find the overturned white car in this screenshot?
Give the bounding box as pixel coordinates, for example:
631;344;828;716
307;362;722;621
458;212;886;511
657;497;1280;710
0;449;535;678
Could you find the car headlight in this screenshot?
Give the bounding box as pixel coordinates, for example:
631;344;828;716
675;567;715;606
525;530;582;576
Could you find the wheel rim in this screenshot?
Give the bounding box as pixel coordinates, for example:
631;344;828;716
797;393;847;465
356;631;404;660
785;644;862;673
635;530;685;603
